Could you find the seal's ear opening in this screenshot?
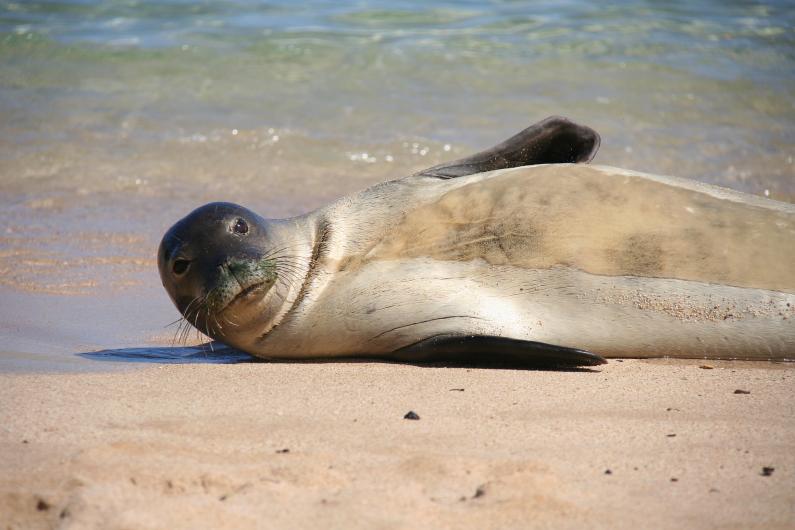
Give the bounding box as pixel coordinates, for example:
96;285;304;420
417;116;601;179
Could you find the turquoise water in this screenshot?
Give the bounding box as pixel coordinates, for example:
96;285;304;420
2;0;794;200
0;0;794;369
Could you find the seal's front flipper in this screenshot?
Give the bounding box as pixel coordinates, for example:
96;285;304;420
393;334;606;367
417;116;601;179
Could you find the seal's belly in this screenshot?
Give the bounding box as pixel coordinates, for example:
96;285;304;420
269;257;795;360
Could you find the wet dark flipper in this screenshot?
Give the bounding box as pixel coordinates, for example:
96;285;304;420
417;116;600;179
393;334;607;367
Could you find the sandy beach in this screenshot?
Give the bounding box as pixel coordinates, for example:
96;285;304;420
1;358;793;529
2;1;795;528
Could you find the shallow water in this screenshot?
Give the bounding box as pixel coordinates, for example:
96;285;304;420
0;0;793;370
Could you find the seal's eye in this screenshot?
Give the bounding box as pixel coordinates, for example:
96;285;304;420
232;218;249;235
172;259;191;276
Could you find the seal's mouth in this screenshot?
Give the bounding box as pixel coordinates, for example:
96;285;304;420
228;281;269;308
210;280;272;316
238;281;265;298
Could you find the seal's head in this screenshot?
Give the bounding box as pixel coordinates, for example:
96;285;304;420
158;202;304;348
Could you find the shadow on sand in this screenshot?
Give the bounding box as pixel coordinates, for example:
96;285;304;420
78;343;601;372
79;343;258;365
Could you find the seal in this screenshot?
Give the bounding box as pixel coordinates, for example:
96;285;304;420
158;116;795;366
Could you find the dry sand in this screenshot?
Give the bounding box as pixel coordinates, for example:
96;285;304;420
1;358;793;530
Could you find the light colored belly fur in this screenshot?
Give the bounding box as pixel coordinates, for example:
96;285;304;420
266;258;794;360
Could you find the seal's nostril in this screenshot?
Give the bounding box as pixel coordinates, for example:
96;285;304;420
173;259;191;276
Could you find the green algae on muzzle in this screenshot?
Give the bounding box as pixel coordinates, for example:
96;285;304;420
206;258;278;314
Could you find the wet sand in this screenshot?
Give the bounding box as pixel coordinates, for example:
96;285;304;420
1;358;793;529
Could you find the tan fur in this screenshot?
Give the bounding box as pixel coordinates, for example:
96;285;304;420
233;165;795;360
356;165;794;293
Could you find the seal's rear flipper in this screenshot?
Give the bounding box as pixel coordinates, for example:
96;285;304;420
417;116;600;179
393;334;606;367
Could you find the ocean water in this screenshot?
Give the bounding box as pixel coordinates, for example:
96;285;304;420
0;0;793;369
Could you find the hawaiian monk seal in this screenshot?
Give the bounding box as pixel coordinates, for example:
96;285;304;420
158;116;794;366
